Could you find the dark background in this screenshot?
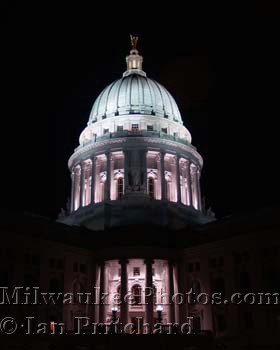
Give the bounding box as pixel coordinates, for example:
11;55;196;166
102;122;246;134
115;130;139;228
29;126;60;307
1;4;279;219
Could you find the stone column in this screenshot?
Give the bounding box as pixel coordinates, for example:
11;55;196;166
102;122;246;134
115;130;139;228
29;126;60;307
95;159;101;203
191;164;198;210
176;156;181;204
168;261;175;323
70;169;75;212
124;150;129;194
119;259;128;325
145;259;154;327
171;156;177;202
105;152;112;201
79;162;84;207
99;261;105;323
181;162;187;205
160;152;166;200
156;153;161;199
186;160;193;207
197;166;202;211
110;154;115;199
177;260;187;324
91;156;96;204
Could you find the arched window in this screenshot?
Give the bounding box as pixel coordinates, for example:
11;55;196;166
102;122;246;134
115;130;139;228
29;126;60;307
131;284;142;305
148;177;155;199
117;177;124;199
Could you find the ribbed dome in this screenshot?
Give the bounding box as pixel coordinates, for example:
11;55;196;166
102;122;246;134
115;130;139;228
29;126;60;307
88;73;183;125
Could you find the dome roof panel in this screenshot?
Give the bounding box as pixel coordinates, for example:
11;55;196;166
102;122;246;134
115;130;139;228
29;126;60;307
88;74;182;124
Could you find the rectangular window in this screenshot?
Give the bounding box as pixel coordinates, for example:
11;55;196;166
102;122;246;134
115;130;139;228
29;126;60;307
131;124;139;131
161;128;167;133
117;125;123;132
133;267;140;276
147;125;153;131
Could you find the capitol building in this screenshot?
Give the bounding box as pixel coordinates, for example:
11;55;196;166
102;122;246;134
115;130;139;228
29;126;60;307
59;36;214;328
62;37;209;231
1;37;279;350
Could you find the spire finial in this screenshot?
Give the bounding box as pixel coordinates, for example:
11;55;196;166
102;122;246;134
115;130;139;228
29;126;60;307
130;34;138;51
124;34;146;77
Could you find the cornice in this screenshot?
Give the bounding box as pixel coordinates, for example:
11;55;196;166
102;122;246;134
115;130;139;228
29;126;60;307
68;137;203;168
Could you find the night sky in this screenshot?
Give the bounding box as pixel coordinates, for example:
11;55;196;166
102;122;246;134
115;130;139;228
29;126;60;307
1;4;279;220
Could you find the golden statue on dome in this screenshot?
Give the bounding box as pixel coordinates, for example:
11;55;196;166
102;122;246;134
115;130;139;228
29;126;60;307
130;34;138;51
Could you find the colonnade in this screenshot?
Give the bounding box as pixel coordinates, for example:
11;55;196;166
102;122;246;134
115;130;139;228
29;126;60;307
70;150;202;212
94;258;188;327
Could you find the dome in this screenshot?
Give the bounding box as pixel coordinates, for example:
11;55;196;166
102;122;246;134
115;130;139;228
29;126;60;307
88;59;182;125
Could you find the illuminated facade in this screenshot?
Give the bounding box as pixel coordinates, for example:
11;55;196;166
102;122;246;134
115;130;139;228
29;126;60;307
1;39;279;350
59;39;214;329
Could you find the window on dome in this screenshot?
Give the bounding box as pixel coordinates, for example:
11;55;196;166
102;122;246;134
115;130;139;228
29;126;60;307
148;177;155;199
117;177;124;199
117;125;123;132
161;128;167;134
147;125;153;131
132;124;139;132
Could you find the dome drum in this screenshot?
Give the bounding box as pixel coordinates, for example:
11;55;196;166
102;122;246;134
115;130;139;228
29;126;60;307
64;135;204;230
